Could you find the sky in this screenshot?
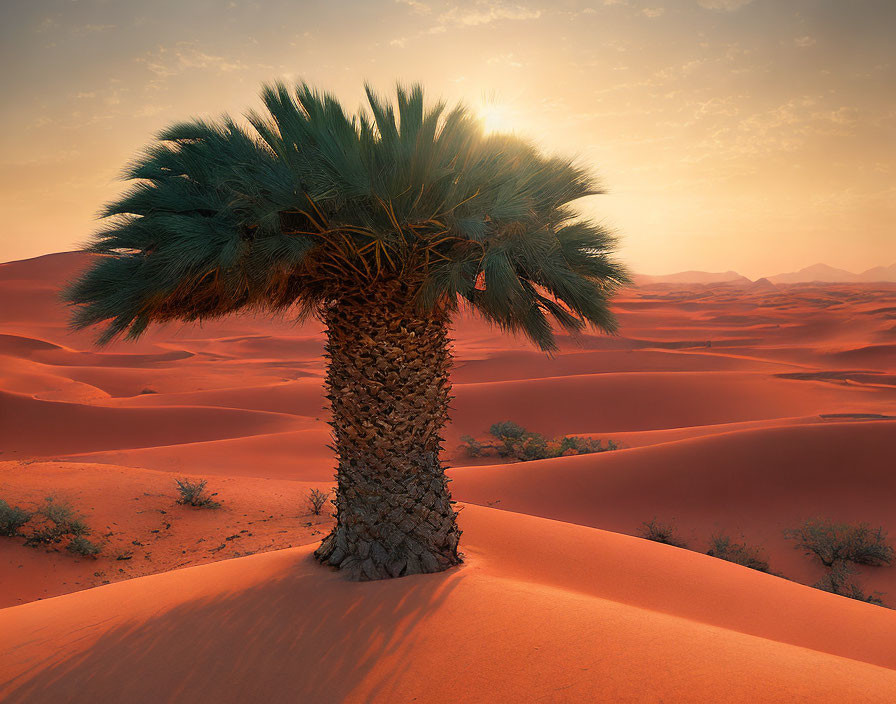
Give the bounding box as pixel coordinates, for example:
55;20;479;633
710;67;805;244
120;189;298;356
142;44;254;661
0;0;893;278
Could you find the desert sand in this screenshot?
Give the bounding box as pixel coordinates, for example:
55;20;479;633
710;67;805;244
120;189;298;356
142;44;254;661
1;252;895;702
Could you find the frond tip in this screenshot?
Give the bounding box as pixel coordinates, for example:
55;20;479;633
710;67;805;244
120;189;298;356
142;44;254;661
64;80;629;350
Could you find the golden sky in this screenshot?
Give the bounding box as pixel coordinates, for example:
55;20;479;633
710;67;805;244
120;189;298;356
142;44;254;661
1;0;893;277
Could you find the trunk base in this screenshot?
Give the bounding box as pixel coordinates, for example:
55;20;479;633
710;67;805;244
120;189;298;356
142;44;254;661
314;453;463;581
315;523;462;582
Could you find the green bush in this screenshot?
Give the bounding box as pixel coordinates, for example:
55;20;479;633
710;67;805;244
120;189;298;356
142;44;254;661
459;422;620;462
24;497;90;546
67;535;102;558
488;421;527;441
20;497;100;557
175;478;221;509
0;498;31;537
638;519;688;549
458;435;485;457
784;519;893;568
707;533;770;572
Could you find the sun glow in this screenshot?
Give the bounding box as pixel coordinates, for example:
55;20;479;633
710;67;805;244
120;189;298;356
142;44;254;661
478;102;512;134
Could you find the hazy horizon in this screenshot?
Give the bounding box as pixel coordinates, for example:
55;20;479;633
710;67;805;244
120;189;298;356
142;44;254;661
2;0;894;278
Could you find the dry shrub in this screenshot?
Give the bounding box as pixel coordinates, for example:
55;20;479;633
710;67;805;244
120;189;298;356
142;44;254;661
23;497;101;558
307;488;331;516
638;518;688;549
784;519;893;568
707;533;770;572
175;478;221;508
0;498;31;537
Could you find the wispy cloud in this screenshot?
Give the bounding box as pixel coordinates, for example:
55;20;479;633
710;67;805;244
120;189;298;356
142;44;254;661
138;44;248;81
395;0;431;13
437;2;542;28
697;0;754;10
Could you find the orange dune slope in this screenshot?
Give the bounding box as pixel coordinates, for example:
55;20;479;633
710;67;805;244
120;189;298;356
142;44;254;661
2;506;895;704
450;420;896;592
0;390;302;457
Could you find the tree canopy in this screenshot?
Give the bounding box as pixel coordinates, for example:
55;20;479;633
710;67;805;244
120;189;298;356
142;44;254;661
65;82;629;350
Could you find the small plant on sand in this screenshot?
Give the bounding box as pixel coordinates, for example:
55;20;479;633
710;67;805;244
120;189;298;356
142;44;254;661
784;519;893;568
67;534;103;558
785;518;892;608
307;488;331;516
175;478;221;509
458;435;485;458
22;497;100;557
639;518;688;549
813;562;886;607
459;422;619;462
0;498;32;537
706;533;770;573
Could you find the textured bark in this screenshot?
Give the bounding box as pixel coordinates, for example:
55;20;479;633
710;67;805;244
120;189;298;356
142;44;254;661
314;281;462;580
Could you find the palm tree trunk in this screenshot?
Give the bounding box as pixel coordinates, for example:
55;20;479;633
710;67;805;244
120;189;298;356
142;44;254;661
314;282;462;580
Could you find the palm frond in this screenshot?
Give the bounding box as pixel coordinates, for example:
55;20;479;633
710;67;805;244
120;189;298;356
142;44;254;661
65;80;629;349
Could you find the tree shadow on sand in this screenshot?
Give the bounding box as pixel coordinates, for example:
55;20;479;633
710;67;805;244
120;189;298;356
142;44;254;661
3;550;465;703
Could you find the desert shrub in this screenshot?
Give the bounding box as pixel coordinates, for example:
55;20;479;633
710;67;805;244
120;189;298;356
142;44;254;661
510;433;550;461
175;478;220;509
639;519;688;549
464;421;620;462
67;535;102;558
489;421;530;458
784;519;893;568
489;421;528;441
307;488;331;516
813;562;885;607
458;435;485;458
24;497;90;546
707;533;770;572
0;498;31;536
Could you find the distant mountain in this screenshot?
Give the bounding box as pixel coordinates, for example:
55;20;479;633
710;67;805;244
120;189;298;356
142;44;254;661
768;263;896;284
749;277;777;290
633;270;750;285
857;263;896;282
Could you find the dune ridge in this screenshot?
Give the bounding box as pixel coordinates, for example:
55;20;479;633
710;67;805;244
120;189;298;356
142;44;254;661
2;251;895;702
2;506;895;704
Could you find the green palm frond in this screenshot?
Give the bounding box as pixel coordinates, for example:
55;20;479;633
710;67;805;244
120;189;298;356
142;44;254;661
65;80;629;349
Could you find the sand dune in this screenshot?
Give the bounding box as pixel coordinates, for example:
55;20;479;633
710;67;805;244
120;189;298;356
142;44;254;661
449;370;895;440
1;506;894;704
65;428;336;480
450;421;896;591
0;460;334;607
2;251;895;702
0;390;302;457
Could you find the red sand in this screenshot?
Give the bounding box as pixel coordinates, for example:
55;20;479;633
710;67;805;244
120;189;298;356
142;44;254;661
2;507;895;703
1;252;895;702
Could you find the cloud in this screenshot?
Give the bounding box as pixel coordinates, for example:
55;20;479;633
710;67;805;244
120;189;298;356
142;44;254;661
390;37;408;47
487;52;525;67
642;7;665;18
138;44;248;80
437;2;542;28
396;0;431;12
697;0;754;10
794;36;816;48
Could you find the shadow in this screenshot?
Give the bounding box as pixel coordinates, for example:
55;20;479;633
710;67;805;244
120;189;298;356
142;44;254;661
3;550;465;703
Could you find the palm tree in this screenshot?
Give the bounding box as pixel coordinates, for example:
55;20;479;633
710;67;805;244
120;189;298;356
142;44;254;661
65;82;629;580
